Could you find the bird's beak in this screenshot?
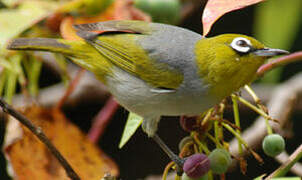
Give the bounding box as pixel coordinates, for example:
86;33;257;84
253;48;289;57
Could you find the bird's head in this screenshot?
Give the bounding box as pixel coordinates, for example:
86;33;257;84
195;34;288;98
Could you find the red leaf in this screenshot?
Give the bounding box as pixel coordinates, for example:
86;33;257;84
202;0;264;36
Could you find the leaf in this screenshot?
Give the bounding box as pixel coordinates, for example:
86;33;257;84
202;0;264;36
4;106;119;179
119;112;143;149
254;0;302;83
0;1;59;48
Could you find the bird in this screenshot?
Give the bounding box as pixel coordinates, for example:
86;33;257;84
7;20;288;167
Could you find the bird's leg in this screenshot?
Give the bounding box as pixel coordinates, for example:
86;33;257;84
142;117;185;174
152;134;185;174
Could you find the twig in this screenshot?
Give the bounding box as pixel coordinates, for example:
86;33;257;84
274;150;302;177
257;51;302;77
0;98;80;180
88;96;119;143
56;68;86;109
265;145;302;179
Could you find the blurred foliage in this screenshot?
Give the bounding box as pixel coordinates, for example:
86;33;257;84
254;0;302;83
134;0;181;24
0;1;59;48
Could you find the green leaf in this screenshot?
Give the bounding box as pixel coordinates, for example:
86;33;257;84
254;0;302;83
119;112;143;149
0;1;59;49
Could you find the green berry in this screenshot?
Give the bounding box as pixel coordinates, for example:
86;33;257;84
208;148;232;174
182;173;208;180
262;134;285;157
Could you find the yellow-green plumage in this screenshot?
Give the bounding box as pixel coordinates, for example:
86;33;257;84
7;20;288;137
89;34;183;89
195;34;266;99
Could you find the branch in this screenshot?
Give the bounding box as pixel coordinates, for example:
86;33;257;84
266;145;302;179
257;51;302;77
0;98;80;180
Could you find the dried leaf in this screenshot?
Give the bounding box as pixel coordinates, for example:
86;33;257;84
239;157;247;175
202;0;264;36
4;106;118;180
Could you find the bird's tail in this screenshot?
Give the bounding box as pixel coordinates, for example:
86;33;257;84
7;38;88;58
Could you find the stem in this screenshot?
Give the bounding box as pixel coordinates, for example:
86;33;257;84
56;68;85;109
5;67;17;104
242;87;273;134
231;95;243;155
232;95;273;122
244;85;261;103
214;120;220;147
88;96;119;143
222;123;249;150
201;108;213;126
162;161;174;180
257;51;302;77
28;57;42;97
206;133;222;148
266;145;302;179
192;133;210;154
0;98;80;180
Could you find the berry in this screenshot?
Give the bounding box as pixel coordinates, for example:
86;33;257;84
178;136;194;151
262;134;285;157
208;148;232;174
183;153;210;178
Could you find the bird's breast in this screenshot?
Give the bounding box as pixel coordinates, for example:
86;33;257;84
105;66;219;117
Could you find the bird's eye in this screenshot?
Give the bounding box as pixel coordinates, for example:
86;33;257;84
236;39;248;47
231;37;252;53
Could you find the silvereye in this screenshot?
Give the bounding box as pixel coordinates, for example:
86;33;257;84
7;20;288;167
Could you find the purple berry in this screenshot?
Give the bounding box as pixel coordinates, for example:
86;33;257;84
183;153;210;178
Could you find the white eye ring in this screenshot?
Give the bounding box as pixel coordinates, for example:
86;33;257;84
231;37;252;53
